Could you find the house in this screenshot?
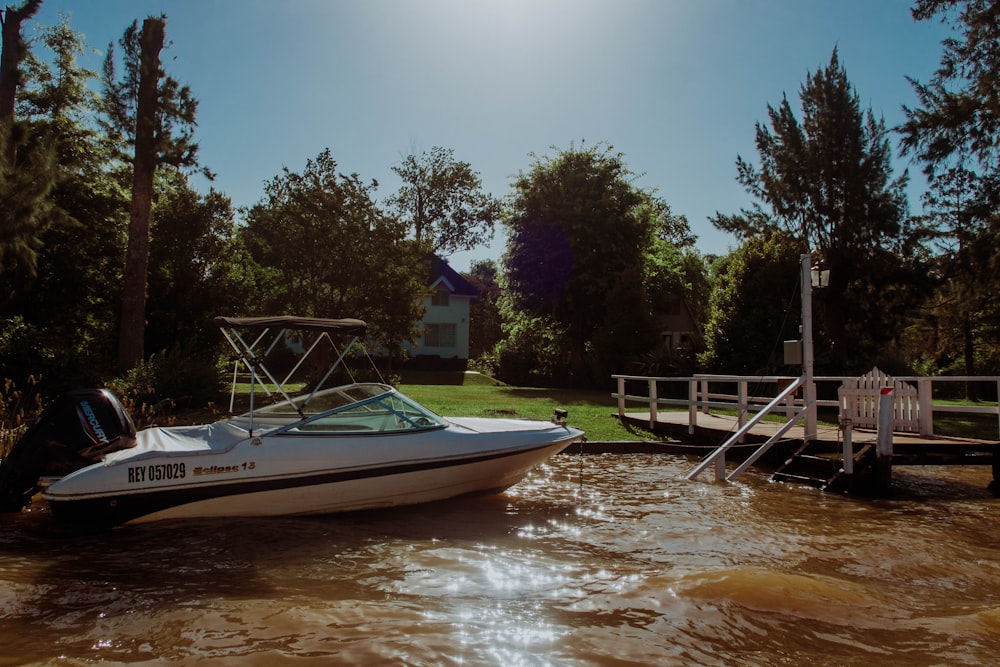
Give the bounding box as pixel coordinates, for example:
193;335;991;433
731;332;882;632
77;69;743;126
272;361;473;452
402;255;478;367
657;297;701;350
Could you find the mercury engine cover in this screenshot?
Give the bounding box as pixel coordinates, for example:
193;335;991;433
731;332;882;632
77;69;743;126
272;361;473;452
0;389;137;512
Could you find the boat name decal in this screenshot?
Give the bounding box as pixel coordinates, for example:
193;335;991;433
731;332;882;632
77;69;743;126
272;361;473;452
78;401;110;445
193;461;256;476
127;463;186;484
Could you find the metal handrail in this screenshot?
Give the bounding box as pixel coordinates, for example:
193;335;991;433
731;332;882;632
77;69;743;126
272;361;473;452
686;376;805;482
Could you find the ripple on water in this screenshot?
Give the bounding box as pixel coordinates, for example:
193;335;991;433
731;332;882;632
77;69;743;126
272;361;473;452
2;454;1000;665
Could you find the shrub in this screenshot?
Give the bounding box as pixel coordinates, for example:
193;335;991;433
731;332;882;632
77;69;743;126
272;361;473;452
0;377;44;458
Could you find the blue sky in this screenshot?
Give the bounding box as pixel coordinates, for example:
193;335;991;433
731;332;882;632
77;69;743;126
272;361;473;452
29;0;950;271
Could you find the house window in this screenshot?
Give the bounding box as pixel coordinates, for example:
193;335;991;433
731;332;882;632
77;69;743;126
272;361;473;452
425;323;457;348
432;288;450;307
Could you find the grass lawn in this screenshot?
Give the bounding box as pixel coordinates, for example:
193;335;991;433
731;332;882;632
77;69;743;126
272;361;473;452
397;371;655;442
219;372;999;443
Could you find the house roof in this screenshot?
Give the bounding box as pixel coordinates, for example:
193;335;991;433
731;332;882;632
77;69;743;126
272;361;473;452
426;254;478;297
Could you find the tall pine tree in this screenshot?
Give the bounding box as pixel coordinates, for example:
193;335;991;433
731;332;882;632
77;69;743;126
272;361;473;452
712;49;912;371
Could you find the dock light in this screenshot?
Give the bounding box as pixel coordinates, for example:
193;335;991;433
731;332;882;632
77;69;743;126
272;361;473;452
810;263;830;288
553;409;568;425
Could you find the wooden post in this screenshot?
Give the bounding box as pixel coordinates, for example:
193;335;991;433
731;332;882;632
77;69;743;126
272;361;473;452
842;418;854;476
839;415;855;494
737;380;747;442
618;378;625;419
990;446;1000;497
917;378;933;436
688;378;697;435
648;378;658;430
616;376;626;418
875;387;894;492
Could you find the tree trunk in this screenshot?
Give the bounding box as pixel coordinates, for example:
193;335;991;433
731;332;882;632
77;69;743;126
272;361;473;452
0;0;43;167
117;17;164;373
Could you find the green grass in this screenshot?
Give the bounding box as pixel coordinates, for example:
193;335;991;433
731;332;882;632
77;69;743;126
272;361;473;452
933;413;999;440
396;372;655;442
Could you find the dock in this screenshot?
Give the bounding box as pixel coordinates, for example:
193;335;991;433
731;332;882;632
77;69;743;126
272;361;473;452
617;408;1000;494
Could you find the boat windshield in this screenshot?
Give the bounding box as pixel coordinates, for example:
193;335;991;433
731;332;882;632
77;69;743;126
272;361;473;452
248;383;446;434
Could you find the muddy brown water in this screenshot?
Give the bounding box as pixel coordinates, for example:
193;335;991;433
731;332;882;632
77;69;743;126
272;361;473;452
1;453;998;666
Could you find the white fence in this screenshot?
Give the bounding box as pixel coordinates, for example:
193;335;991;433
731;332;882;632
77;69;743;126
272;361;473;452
612;372;1000;439
838;368;919;432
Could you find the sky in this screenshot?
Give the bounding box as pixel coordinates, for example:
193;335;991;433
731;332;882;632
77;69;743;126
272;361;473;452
27;0;953;272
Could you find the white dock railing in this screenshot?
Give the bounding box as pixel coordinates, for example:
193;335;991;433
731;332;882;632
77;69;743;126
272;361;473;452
612;373;1000;439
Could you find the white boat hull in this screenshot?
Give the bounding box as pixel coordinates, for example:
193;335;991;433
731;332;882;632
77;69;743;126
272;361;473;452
42;417;583;526
131;439;570;523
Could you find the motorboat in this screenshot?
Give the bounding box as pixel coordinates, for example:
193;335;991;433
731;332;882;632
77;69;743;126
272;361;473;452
0;316;584;526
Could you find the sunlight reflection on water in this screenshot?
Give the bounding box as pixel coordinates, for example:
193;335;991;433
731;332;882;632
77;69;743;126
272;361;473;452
1;454;999;665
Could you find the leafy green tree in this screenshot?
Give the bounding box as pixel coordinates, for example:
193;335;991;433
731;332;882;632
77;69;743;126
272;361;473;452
902;0;1000;173
388;146;501;256
0;11;131;392
146;171;239;356
712;49;911;371
700;233;803;374
503;142;694;386
904;167;1000;384
242;149;425;349
900;0;1000;377
464;260;502;362
635;242;710;376
101;16;204;372
493;303;570;387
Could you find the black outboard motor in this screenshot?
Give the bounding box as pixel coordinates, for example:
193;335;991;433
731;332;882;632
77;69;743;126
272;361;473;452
0;389;137;512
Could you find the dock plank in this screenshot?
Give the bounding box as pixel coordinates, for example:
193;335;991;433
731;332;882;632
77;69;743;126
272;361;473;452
621;410;999;462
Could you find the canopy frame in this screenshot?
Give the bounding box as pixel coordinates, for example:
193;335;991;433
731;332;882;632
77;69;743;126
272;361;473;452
214;316;379;434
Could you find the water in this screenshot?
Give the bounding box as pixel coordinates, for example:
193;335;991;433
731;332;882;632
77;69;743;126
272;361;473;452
2;454;999;666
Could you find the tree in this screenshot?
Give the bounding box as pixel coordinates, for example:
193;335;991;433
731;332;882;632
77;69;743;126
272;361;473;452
700;233;803;374
1;12;129;391
899;0;1000;377
241;149;425;350
901;0;1000;174
0;0;41;165
503;142;693;386
388;146;501;256
904;166;1000;386
101;16;203;372
146;172;239;356
0;0;60;275
464;260;502;362
712;49;911;371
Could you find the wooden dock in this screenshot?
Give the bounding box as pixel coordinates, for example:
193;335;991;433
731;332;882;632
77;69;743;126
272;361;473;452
617;409;1000;493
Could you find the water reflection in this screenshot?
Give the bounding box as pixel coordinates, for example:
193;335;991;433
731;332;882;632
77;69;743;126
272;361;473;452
1;454;999;665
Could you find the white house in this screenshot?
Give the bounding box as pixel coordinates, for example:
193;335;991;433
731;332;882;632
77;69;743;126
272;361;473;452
403;255;478;363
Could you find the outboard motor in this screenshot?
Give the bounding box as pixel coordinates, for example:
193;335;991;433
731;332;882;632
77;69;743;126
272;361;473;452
0;389;136;512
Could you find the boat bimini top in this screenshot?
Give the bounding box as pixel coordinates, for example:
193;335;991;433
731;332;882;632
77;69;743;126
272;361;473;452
213;315;378;431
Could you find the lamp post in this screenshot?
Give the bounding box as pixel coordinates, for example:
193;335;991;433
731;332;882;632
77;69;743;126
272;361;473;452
800;253;828;441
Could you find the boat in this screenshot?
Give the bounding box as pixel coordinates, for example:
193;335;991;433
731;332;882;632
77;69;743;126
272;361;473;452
0;316;584;526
